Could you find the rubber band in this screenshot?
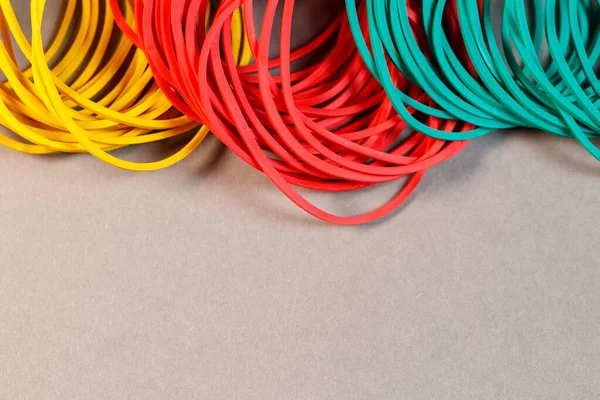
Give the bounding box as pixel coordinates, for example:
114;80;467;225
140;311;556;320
116;0;470;224
346;0;600;160
0;0;246;170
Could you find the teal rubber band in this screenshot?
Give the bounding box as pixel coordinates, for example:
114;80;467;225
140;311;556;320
345;0;600;160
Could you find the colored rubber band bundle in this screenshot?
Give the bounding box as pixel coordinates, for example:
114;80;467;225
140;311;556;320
347;0;600;159
0;0;219;170
1;0;598;225
112;0;469;224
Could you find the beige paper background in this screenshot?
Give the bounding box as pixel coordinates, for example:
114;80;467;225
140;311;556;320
1;1;599;399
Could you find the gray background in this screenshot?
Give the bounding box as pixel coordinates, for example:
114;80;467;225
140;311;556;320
1;1;599;399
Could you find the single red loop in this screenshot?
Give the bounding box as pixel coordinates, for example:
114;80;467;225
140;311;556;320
112;0;470;224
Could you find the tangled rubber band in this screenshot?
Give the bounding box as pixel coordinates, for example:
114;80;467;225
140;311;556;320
114;0;469;224
346;0;600;160
5;0;593;225
0;0;245;170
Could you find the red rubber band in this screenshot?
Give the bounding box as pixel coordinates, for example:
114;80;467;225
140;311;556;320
111;0;470;225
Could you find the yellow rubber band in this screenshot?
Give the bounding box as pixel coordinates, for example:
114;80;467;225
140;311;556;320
0;0;250;170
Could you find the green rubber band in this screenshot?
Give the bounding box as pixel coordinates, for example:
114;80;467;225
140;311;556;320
345;0;600;159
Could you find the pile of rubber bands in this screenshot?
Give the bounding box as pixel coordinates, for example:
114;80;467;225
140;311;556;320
0;0;598;224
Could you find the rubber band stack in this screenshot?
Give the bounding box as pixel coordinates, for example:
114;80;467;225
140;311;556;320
0;0;247;170
109;0;469;224
346;0;600;155
0;0;598;224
